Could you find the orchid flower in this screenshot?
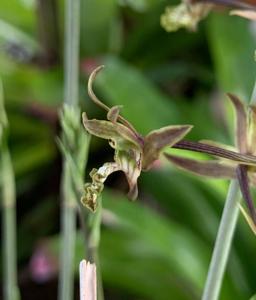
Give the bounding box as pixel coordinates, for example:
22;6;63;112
81;66;193;211
165;94;256;229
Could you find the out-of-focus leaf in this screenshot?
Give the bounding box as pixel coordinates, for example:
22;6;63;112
140;169;249;300
46;189;249;299
80;0;120;55
207;13;256;100
100;190;209;292
12;142;56;177
95;56;180;134
0;58;62;105
0;18;39;51
118;0;164;12
0;0;36;32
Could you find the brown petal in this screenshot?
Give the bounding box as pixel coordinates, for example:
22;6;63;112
82;113;142;149
227;93;247;154
230;9;256;20
88;65;110;112
107;106;122;122
239;205;256;235
142;125;192;171
199;139;236;152
247;105;256;154
236;165;256;225
164;153;236;178
87;66;139;135
174;140;256;166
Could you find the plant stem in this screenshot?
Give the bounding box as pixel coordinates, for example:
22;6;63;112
0;81;19;300
88;198;104;300
59;162;77;300
58;0;80;299
1;144;20;300
63;0;80;107
201;180;240;300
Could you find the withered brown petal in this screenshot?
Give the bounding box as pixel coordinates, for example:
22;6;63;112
227;93;247;154
248;105;256;154
107;105;122;122
236;165;256;225
164;153;236;178
142;125;192;171
82;113;141;149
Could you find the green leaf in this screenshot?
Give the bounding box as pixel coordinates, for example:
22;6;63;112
80;0;120;55
207;13;256;100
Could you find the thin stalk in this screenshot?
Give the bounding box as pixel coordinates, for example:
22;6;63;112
59;162;77;300
201;83;256;300
63;0;80;107
88;198;104;300
58;0;80;299
201;180;240;300
1;144;20;300
0;81;19;300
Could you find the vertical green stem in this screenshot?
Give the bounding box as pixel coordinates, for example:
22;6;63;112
88;198;104;300
64;0;80;107
1;144;20;300
59;162;77;300
201;180;240;300
58;0;80;299
1;80;19;300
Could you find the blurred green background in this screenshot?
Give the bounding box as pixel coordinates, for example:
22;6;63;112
1;0;256;299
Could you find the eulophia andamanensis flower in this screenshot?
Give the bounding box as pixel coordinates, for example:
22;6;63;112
81;66;193;211
165;94;256;228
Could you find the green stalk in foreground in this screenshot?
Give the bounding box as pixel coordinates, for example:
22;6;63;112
202;90;256;300
58;0;86;299
88;197;104;300
201;180;240;300
0;83;20;300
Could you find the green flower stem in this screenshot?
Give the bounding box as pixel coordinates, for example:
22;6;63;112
88;197;104;300
201;180;240;300
1;143;20;300
58;0;81;299
202;84;256;300
59;162;77;300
